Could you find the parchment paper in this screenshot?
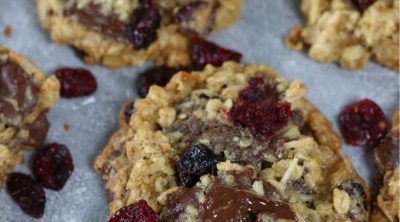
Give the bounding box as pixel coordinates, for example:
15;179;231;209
0;0;398;221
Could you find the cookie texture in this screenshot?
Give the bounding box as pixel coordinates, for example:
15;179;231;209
95;62;371;221
36;0;242;68
286;0;399;71
371;111;400;222
0;45;60;188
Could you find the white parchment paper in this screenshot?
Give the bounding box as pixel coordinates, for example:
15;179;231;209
0;0;398;221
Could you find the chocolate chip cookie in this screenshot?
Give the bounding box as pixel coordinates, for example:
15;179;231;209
95;62;371;220
36;0;242;68
0;45;60;188
371;111;399;221
286;0;399;71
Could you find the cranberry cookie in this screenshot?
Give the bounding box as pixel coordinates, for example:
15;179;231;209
0;45;60;188
371;111;399;221
95;62;371;220
36;0;242;68
286;0;399;71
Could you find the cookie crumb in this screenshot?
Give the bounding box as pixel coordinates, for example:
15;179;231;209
3;25;12;37
64;124;71;132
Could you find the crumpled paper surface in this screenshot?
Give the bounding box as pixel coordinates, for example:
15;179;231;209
0;0;398;221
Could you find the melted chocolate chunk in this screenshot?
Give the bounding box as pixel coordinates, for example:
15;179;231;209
159;187;201;222
0;59;50;150
64;4;129;42
159;166;290;221
374;128;399;174
20;112;49;148
0;59;39;116
201;186;296;221
171;116;285;168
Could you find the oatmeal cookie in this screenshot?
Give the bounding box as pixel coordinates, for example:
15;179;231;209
0;45;60;188
36;0;242;68
286;0;399;71
95;62;369;221
370;111;400;222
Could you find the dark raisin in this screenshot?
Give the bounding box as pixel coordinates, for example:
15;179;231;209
127;0;161;49
351;0;375;11
33;143;74;191
55;67;97;98
109;199;158;222
176;144;223;187
339;99;388;147
6;173;46;218
191;37;242;70
124;101;135;124
135;66;179;97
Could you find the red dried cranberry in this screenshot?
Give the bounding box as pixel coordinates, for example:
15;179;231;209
6;173;45;218
228;78;290;139
176;144;223;187
128;0;161;49
229;101;291;139
55;67;97;98
191;37;242;70
135;66;179;97
339;99;388;147
33;143;74;191
351;0;375;11
109;200;158;222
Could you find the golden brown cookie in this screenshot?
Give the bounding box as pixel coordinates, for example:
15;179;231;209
94;62;371;221
0;45;60;188
36;0;242;68
286;0;399;72
371;111;400;222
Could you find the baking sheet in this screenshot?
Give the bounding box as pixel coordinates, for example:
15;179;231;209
0;0;398;221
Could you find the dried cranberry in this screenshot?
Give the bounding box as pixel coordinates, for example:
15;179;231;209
339;99;388;147
135;66;179;97
351;0;375;11
55;67;97;98
109;200;158;222
228;78;290;139
191;37;242;70
6;173;45;218
127;0;161;49
33;143;74;191
229;101;291;139
176;144;223;187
